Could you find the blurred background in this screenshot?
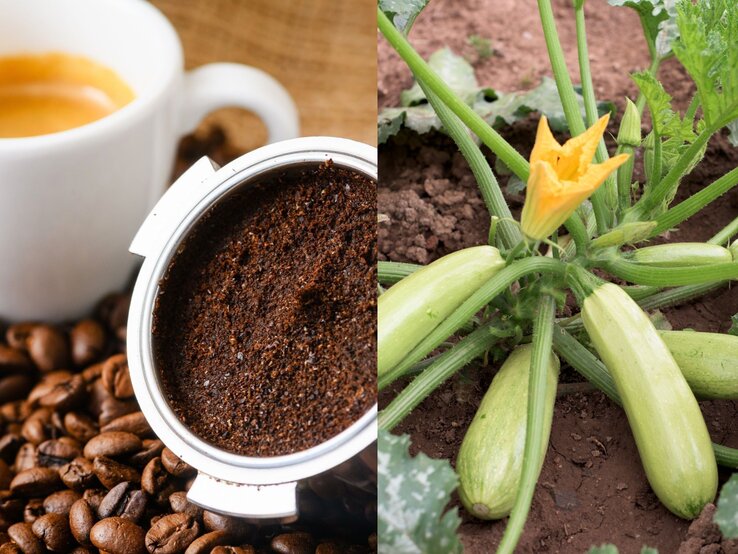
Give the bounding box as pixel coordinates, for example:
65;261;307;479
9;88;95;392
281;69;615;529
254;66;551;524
151;0;376;174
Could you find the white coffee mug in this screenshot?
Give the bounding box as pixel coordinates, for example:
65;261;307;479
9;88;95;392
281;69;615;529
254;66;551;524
0;0;299;322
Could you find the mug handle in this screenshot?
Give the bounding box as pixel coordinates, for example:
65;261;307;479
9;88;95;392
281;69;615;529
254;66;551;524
179;62;299;142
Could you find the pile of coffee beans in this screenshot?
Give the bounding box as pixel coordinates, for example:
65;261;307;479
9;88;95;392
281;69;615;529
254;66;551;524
0;293;377;553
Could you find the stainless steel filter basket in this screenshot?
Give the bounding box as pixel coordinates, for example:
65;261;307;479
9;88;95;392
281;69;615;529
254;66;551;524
127;137;377;520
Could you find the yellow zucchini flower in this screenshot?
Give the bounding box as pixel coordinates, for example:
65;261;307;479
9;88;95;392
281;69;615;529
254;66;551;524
521;114;629;240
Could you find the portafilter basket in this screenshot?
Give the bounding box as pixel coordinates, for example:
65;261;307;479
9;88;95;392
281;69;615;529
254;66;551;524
127;137;377;520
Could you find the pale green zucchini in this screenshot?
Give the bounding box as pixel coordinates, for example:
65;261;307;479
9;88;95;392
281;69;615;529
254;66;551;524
625;242;733;267
661;330;738;400
378;246;505;377
579;281;717;519
457;345;559;520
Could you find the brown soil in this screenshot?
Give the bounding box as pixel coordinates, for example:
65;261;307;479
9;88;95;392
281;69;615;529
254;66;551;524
378;0;738;552
154;162;377;457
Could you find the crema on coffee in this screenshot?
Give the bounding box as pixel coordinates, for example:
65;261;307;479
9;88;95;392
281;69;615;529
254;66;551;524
0;52;134;138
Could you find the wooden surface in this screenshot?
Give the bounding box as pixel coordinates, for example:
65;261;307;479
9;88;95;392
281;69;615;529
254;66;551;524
152;0;377;153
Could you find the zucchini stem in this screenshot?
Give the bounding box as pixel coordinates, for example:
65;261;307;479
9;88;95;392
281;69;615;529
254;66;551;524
537;0;610;233
379;257;567;390
497;295;556;554
710;215;738;246
379;323;502;431
377;9;530;181
416;79;523;249
574;3;617;217
377;261;421;285
602;259;738;287
651;166;738;236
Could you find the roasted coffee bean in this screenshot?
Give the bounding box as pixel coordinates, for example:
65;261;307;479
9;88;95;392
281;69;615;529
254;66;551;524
26;326;69;373
0;492;24;522
5;324;35;351
210;547;256;554
202;511;249;538
0;542;21;553
63;412;98;444
80;362;103;384
42;490;80;516
60;457;98;491
160;448;194;479
38;375;85;412
98;482;147;522
69;498;96;546
0;435;23;465
70;320;106;367
27;372;72;407
168;492;202;521
21;408;57;446
101;355;134;399
141;458;169;497
84;431;142;459
0;346;31;374
31;512;74;552
183;530;230;554
37;439;81;468
93;456;140;489
0;461;12;491
145;513;200;554
96;293;130;340
10;467;61;497
90;516;146;554
0;376;33;406
7;522;44;554
315;544;343;554
0;402;30;425
22;500;44;524
70;547;94;554
99;396;138;427
126;439;164;469
308;474;346;501
101;412;152;437
87;378;109;419
270;532;316;554
82;489;106;512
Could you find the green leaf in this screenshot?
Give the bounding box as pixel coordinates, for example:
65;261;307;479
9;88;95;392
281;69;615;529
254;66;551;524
632;71;703;211
378;48;611;143
378;108;406;144
587;545;619;554
401;48;484;107
607;0;678;57
378;431;462;554
640;548;659;554
714;473;738;538
727;119;738;147
379;0;430;35
673;0;738;129
631;72;694;139
649;309;673;330
729;314;738;336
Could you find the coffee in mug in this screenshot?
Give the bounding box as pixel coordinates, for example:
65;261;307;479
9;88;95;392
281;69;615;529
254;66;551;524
0;52;134;138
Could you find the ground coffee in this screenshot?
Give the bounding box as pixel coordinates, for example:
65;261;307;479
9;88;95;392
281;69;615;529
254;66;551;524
153;161;376;456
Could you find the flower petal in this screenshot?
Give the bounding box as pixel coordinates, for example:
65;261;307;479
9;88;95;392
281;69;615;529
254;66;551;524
530;116;562;167
521;161;565;239
558;113;611;180
578;152;630;192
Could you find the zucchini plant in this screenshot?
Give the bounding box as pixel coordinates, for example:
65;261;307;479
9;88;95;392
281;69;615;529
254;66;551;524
377;0;738;552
